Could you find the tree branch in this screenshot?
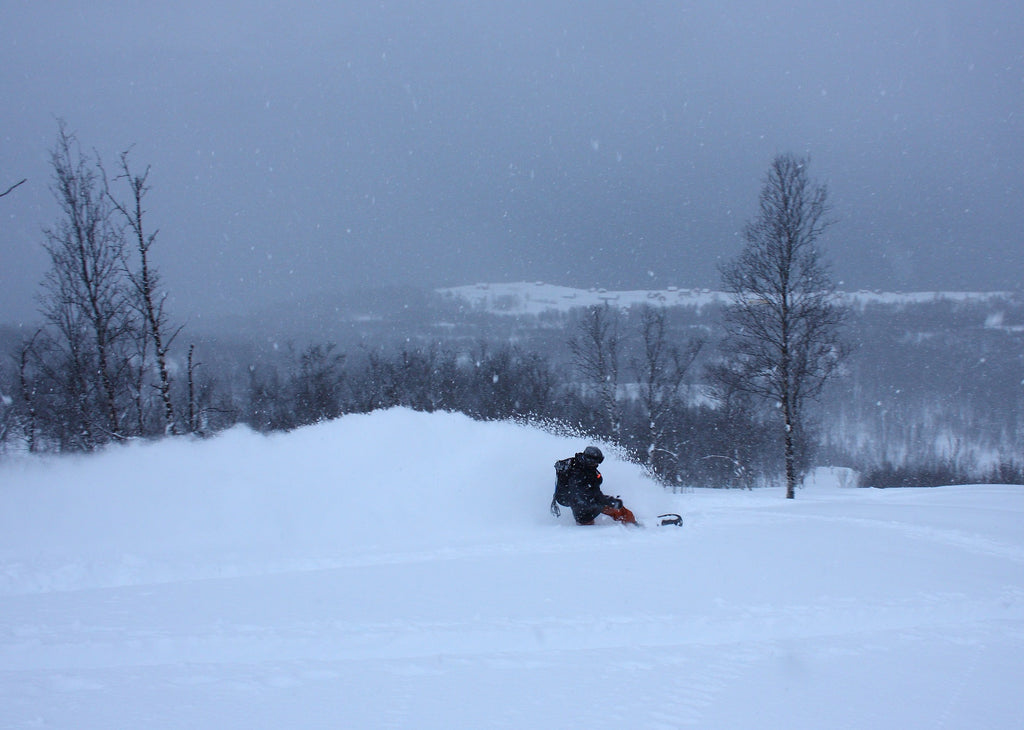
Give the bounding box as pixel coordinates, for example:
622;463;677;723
0;178;27;198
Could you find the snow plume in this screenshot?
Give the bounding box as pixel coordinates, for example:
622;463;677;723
0;410;670;593
1;408;1022;729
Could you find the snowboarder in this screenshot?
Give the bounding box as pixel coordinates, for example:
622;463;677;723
550;446;638;525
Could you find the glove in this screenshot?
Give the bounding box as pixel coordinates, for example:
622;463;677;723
607;496;623;510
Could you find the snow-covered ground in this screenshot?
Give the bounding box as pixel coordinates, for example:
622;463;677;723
1;409;1021;729
438;281;1018;316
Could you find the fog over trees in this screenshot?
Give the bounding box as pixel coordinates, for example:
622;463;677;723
1;129;1021;492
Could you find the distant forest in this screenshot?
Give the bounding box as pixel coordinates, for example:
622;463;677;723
3;288;1022;489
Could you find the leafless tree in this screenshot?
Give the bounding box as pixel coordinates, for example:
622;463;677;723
631;304;704;471
717;154;848;498
39;122;133;445
185;343;210;435
292;343;345;425
105;150;180;435
569;303;622;438
14;331;44;452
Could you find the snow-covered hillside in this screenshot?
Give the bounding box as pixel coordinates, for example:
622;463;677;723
439;281;1018;316
1;409;1022;729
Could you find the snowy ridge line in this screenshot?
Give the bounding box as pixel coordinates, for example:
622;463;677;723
437;281;1018;316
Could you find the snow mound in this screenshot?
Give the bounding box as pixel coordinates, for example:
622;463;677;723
0;408;672;593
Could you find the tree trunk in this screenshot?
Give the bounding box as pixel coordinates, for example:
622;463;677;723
187;344;197;434
784;400;797;499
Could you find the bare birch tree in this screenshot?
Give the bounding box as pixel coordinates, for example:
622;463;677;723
39;122;133;446
717;154;848;498
105;150;179;435
570;303;622;439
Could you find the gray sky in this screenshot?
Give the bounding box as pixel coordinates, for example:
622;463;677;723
2;0;1021;324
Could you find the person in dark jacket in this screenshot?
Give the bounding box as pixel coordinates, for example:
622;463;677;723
550;446;638;525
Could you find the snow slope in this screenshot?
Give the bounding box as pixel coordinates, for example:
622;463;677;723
1;409;1022;729
438;281;1018;316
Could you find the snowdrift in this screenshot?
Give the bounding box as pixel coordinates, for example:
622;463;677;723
0;409;673;593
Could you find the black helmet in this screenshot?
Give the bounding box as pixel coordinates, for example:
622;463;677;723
582;446;604;464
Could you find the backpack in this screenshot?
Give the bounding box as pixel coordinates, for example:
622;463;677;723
550;457;575;517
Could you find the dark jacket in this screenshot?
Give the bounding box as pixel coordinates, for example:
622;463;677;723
551;453;616;520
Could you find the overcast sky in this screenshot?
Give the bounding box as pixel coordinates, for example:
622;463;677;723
2;0;1021;324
